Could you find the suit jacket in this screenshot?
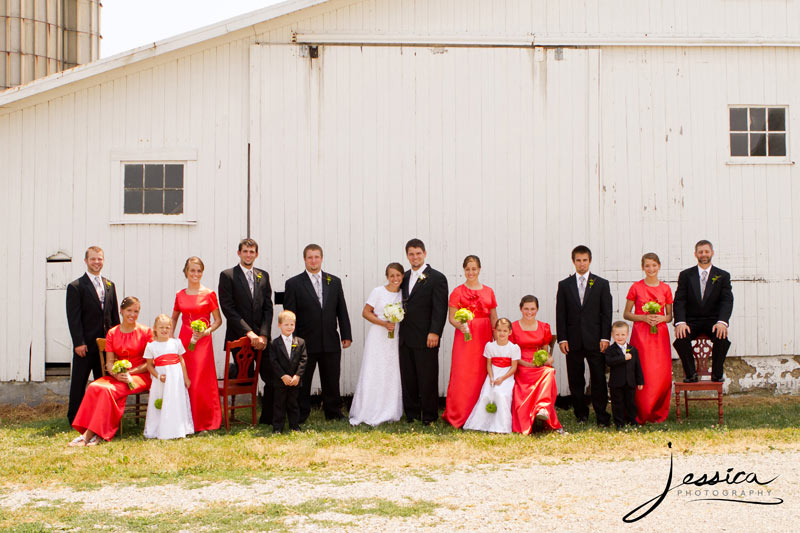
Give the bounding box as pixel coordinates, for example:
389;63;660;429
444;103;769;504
673;265;733;326
399;266;449;349
283;271;352;353
555;272;612;351
605;344;644;388
268;336;308;385
65;273;120;351
218;265;274;343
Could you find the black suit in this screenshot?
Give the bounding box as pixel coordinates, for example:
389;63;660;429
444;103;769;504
555;272;612;425
605;343;644;428
283;271;352;421
218;265;274;423
65;273;120;424
399;266;448;423
673;265;733;380
269;336;308;432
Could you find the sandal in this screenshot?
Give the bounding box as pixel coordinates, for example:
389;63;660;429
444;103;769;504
85;435;100;446
67;435;86;447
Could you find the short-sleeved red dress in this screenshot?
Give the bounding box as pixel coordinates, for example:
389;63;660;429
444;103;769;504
174;289;221;431
510;321;561;433
442;284;497;428
626;280;673;423
71;324;153;440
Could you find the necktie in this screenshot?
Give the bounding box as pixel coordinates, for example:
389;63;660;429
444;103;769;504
246;270;255;296
578;276;586;305
93;276;105;305
700;270;708;299
314;274;323;306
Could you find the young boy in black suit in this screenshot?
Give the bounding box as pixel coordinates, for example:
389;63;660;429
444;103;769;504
605;321;644;429
269;310;308;433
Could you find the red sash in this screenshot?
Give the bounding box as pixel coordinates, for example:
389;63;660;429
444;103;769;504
491;357;512;368
154;353;181;366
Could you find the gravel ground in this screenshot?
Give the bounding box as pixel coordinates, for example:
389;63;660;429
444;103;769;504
2;450;797;532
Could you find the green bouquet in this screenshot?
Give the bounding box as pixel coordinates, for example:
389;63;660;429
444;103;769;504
154;398;163;410
454;308;475;341
533;349;549;367
111;359;135;389
188;319;208;350
642;301;662;334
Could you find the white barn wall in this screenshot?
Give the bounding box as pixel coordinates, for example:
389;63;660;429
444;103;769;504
1;0;799;386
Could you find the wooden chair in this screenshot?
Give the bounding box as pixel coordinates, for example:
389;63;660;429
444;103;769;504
96;338;148;434
218;336;263;431
673;335;724;425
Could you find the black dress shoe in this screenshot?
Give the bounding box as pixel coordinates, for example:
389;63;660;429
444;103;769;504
711;376;725;382
325;413;345;421
683;375;699;383
289;425;301;431
576;417;588;424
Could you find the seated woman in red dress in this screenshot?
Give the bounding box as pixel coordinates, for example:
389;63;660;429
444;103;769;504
442;255;498;428
171;256;223;432
68;296;153;446
510;295;562;434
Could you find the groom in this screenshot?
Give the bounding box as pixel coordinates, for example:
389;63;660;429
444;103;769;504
673;240;733;382
399;238;448;424
556;245;612;426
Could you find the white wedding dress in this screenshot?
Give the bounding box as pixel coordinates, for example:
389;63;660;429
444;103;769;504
349;286;403;426
463;341;521;433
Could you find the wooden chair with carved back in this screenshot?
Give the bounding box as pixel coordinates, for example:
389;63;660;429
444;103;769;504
673;335;724;425
96;338;148;434
218;336;263;431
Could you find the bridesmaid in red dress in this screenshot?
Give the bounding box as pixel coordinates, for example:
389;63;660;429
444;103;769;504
69;296;152;445
510;295;562;434
623;252;674;424
442;255;498;428
171;256;223;432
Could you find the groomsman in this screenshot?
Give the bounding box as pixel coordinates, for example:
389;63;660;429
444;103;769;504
556;245;612;426
65;246;120;424
283;244;352;421
218;238;274;424
673;240;733;382
399;238;448;424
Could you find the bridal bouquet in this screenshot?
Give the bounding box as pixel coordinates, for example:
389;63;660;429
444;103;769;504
454;308;475;341
384;302;405;339
111;359;135;389
533;349;549;367
188;319;208;350
642;301;662;334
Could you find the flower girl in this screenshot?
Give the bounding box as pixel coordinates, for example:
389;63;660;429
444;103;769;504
463;318;520;433
143;314;194;439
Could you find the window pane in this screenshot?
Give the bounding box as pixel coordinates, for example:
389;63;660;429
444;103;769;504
164;190;183;214
144;164;164;188
729;108;748;132
165;164;184;188
730;133;748;156
124;164;143;189
144;190;163;213
768;108;786;132
124;190;143;213
750;108;766;131
750;133;767;156
768;133;787;156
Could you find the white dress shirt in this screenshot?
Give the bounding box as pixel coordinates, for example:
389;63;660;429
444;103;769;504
408;264;428;293
87;272;104;303
281;334;293;357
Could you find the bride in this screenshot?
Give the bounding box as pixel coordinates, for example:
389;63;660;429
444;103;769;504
349;263;405;426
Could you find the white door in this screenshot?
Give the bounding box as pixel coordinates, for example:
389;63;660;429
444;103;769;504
249;44;600;395
45;261;74;363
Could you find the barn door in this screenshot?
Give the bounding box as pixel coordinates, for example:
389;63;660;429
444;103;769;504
248;44;600;396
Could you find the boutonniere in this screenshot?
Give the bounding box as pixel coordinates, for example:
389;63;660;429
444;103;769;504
291;344;297;349
105;280;111;288
625;347;631;353
418;273;427;282
711;274;721;284
256;272;262;280
588;278;595;288
325;275;332;285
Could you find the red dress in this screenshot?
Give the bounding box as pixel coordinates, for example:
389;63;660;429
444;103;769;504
626;280;673;423
174;289;221;431
71;324;153;440
442;284;497;428
510;321;561;433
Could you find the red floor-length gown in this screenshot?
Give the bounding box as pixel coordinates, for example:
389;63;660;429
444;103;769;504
627;280;673;424
442;284;497;428
174;289;221;431
510;321;562;433
71;324;153;440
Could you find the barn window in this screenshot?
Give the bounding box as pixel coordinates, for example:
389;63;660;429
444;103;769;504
729;106;787;158
123;163;184;215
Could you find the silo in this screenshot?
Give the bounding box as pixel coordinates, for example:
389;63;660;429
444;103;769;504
1;0;101;91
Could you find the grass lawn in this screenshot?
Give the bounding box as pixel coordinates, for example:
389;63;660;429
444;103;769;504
1;394;798;490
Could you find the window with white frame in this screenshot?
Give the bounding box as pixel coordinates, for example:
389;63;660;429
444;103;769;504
729;106;787;158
